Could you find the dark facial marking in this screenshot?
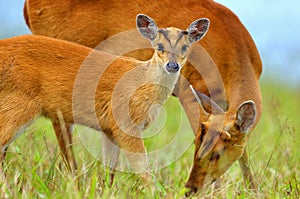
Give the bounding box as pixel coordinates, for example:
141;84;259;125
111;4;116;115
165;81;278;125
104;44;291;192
181;44;188;53
157;43;164;52
200;123;206;142
210;152;220;162
174;31;190;50
158;29;171;46
158;29;188;51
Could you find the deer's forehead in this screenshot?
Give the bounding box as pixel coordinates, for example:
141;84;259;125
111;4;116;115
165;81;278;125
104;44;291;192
157;28;186;46
199;119;235;139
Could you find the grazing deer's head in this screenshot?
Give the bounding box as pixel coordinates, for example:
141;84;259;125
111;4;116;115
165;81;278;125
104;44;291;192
136;14;209;74
185;86;257;196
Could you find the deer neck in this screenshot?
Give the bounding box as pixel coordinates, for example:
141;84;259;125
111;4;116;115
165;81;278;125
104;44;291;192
142;58;180;102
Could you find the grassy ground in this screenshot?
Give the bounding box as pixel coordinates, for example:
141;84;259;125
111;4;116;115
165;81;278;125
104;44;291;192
1;79;299;198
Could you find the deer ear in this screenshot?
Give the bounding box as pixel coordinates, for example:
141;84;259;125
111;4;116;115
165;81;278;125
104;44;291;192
190;85;224;114
235;100;256;133
187;18;210;43
136;14;158;40
196;128;220;159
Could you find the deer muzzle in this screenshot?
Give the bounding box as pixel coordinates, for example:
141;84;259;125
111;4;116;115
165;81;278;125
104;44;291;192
166;62;179;73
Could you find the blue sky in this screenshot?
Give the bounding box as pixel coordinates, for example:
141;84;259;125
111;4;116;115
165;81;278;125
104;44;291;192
0;0;299;87
218;0;300;87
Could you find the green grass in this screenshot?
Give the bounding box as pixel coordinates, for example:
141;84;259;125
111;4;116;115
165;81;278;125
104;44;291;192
1;79;299;198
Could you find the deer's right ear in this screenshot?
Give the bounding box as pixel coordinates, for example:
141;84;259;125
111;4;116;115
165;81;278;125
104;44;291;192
136;14;158;40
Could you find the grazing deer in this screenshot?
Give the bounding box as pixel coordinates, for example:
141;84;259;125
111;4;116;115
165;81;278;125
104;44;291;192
0;14;209;183
23;0;262;191
184;86;260;196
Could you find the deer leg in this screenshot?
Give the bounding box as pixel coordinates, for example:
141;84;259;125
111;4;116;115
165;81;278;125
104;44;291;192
52;122;77;173
0;96;39;195
112;130;152;183
213;177;222;191
0;145;11;194
0;150;12;196
101;133;120;186
1;146;8;167
238;150;256;189
0;151;6;185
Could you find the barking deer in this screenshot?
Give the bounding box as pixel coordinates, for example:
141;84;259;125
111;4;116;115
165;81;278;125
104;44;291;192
0;14;209;183
24;0;262;191
184;86;260;196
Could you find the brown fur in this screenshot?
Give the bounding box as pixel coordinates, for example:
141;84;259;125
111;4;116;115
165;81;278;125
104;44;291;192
0;34;164;176
185;91;258;196
24;0;262;192
0;15;209;183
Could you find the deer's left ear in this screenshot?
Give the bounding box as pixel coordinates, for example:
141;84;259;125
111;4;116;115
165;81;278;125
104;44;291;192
235;100;256;133
187;18;210;43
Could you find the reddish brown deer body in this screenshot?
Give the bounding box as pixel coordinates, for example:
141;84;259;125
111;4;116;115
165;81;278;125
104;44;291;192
24;0;262;193
0;14;209;183
184;86;260;196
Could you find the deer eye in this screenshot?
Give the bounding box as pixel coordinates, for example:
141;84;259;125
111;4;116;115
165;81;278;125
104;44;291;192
157;43;164;52
181;45;188;53
199;123;206;143
210;152;220;165
210;152;220;161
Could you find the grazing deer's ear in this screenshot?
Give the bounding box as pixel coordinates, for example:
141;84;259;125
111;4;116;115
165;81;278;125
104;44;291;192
221;131;231;141
187;18;210;43
235;100;256;133
136;14;158;40
190;85;224;115
196;128;220;159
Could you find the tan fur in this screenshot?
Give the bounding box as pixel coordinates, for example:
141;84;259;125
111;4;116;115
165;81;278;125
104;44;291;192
24;0;262;191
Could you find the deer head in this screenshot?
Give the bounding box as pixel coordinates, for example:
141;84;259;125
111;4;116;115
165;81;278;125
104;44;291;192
185;86;257;196
136;14;209;74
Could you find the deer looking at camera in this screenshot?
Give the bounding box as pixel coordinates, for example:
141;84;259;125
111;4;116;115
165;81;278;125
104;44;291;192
24;0;262;192
0;14;209;183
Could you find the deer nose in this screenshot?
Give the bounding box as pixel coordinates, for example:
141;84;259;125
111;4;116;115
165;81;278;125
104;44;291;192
185;182;198;197
166;62;179;73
